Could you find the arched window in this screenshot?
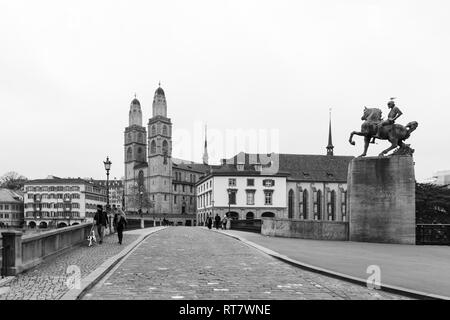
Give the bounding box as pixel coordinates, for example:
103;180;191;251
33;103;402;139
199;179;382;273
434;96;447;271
302;190;308;219
341;190;347;220
138;170;144;188
138;132;143;142
261;212;275;218
328;190;336;220
316;190;322;220
246;212;254;220
162;125;168;136
138;147;142;154
288;189;294;219
151;125;156;136
162;140;168;155
150;140;156;154
126;147;132;161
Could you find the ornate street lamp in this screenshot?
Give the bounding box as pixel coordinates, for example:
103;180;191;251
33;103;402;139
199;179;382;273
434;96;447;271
103;156;112;208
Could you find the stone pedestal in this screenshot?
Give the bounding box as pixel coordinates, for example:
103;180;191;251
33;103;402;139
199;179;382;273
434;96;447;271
348;155;416;244
1;230;23;276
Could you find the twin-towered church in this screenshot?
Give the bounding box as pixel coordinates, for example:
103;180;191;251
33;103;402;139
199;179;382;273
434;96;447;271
124;85;210;226
124;84;353;226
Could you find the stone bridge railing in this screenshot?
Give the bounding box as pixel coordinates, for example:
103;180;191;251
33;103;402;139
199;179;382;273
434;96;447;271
261;218;349;241
1;223;93;276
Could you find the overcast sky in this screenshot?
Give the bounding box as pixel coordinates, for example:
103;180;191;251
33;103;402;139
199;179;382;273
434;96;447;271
1;0;449;182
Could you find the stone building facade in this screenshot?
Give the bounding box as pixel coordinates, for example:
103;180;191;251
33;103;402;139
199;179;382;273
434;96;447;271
23;177;107;228
124;85;209;226
196;153;353;224
0;188;24;228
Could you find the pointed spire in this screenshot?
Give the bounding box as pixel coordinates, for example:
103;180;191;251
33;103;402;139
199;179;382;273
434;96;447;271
203;123;209;165
327;108;334;156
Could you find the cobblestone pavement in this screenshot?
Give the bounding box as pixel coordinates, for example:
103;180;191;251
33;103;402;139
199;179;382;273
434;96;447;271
0;233;139;300
83;227;410;300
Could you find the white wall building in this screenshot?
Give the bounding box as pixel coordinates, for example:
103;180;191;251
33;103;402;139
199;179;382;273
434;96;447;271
196;152;353;225
196;165;288;225
23;177;107;229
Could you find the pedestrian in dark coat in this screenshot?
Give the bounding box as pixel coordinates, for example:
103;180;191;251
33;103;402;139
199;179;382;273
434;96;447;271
94;205;109;244
113;209;127;245
207;216;213;229
214;214;221;229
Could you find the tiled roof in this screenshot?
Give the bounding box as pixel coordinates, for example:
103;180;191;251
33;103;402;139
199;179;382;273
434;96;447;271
228;152;354;182
0;188;23;203
172;159;211;173
24;177;106;188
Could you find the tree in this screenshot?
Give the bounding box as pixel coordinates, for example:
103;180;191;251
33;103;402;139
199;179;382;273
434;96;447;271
416;182;450;224
0;171;27;190
126;183;154;214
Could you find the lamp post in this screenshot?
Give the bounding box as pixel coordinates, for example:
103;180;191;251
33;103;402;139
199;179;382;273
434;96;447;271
227;188;231;218
103;156;112;208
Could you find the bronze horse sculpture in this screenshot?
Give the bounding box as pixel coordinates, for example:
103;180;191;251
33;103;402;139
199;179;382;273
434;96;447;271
349;107;418;157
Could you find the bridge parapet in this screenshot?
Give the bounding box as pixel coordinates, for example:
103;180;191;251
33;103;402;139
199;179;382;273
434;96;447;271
1;223;92;276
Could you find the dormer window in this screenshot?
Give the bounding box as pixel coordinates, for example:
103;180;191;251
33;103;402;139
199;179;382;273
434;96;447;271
237;163;244;171
254;163;262;172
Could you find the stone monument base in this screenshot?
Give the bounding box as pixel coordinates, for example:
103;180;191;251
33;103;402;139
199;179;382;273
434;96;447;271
348;155;416;245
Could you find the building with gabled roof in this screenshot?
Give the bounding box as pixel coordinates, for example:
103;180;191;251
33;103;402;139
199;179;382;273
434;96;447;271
0;188;24;228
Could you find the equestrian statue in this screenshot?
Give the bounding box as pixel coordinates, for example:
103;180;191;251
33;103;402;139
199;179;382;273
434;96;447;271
349;98;418;157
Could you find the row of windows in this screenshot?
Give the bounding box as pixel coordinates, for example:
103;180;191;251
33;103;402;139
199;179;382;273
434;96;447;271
174;171;197;183
86;186;106;194
0;204;22;211
150;124;169;137
150;140;169;154
27;202;80;209
0;213;21;219
173;184;194;193
25;211;80;218
127;132;145;143
27;193;81;200
197;190;274;208
227;178;274;187
198;180;212;193
86;195;107;202
26;186;81;192
290;189;347;219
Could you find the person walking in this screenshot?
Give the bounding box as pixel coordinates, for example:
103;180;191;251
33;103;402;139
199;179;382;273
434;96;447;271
214;214;221;230
113;208;127;245
221;214;228;230
207;215;213;229
94;205;109;244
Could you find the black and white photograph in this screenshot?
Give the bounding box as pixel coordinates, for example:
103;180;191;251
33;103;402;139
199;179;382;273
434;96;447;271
0;0;449;315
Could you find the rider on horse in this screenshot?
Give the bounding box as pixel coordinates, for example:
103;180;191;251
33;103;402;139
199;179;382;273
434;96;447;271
371;98;403;143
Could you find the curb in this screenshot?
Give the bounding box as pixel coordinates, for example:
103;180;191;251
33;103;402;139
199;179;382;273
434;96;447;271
0;276;15;287
215;230;449;301
60;227;167;300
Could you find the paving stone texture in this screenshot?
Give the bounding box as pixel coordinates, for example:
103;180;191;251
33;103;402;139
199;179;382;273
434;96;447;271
83;227;410;300
0;233;138;300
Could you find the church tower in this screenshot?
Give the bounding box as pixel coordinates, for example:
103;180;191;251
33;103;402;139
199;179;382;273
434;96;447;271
148;84;173;215
326;108;334;156
124;97;147;209
203;124;209;165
